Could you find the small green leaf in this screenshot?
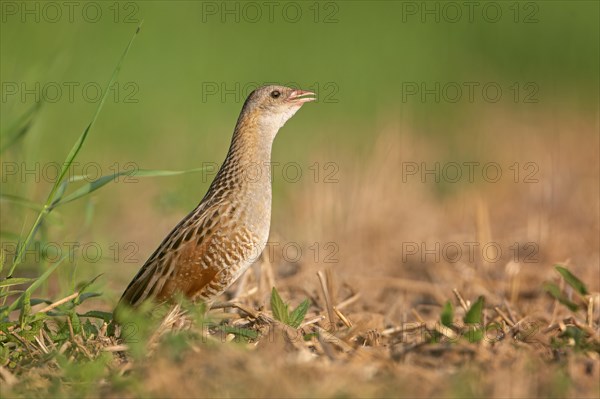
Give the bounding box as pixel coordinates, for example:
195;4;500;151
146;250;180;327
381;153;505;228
289;299;310;328
50;180;69;207
70;312;82;335
465;327;484;343
217;325;259;339
270;287;289;325
76;292;102;305
555;265;589;296
544;282;579;311
303;332;318;341
76;274;104;295
29;298;52;306
78;310;113;322
560;326;586;347
29;312;48;323
464;296;485;324
441;300;454;327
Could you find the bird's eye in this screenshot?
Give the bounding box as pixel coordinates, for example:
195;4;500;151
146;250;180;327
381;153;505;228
270;90;281;99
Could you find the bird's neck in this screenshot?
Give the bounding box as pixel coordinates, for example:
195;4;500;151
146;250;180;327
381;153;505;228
227;121;275;168
205;117;277;205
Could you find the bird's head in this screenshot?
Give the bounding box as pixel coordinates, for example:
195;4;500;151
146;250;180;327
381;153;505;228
240;85;316;134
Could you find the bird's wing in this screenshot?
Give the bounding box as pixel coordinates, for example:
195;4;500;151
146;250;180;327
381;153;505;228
116;201;225;310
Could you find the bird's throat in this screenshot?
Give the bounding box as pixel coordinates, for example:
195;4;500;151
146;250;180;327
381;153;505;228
203;120;276;209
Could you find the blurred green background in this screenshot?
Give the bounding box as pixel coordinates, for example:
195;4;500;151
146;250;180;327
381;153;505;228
2;1;598;159
1;1;598;296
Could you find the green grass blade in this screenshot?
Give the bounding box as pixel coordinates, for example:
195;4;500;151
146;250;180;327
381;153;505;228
58;173;128;206
3;256;66;317
0;278;33;288
130;167;206;177
6;23;142;278
0;290;23;298
47;22;143;204
56;167;205;206
68;167;207;182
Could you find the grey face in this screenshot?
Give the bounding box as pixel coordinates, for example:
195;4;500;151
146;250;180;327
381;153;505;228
241;85;316;132
245;85;316;113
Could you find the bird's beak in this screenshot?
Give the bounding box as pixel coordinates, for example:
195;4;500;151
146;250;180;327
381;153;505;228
288;90;316;104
